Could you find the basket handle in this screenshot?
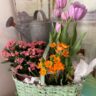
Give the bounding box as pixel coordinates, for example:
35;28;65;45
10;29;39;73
33;10;47;21
41;76;45;85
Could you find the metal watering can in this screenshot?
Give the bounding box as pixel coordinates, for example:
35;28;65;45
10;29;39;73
30;10;52;42
6;11;52;42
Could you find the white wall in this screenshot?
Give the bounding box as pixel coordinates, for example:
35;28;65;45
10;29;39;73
0;0;17;96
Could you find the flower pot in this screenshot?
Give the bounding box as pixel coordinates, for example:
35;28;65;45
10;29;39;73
13;77;82;96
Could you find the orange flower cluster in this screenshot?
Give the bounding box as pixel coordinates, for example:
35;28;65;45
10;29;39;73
50;42;69;57
38;55;64;76
48;55;64;74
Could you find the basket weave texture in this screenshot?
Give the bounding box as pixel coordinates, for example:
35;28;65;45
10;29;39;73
13;78;82;96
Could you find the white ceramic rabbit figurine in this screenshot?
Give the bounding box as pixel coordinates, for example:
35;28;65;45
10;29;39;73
74;58;96;83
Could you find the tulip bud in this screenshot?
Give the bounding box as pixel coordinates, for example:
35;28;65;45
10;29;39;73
56;0;67;8
55;22;61;32
68;2;87;20
61;11;69;20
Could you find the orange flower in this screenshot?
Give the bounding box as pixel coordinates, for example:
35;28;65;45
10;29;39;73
54;57;61;63
48;60;64;74
50;55;61;63
50;43;56;48
57;62;65;70
56;43;64;52
38;62;43;69
39;68;46;76
45;60;52;68
57;43;69;50
60;43;69;49
50;54;56;58
54;62;64;71
63;50;69;57
56;43;69;53
48;66;56;74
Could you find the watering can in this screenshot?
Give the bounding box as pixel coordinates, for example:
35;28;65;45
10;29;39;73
6;10;52;42
30;10;52;42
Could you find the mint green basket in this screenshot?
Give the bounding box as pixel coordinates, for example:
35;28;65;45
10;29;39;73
13;77;82;96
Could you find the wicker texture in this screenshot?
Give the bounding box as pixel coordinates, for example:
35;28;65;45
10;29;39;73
13;78;82;96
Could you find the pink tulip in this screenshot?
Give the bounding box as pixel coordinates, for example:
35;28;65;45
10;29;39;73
61;11;69;20
55;22;61;32
56;0;67;8
68;2;87;20
54;8;62;18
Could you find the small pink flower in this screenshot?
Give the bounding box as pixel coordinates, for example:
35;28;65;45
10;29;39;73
27;61;31;65
11;53;15;57
36;49;44;54
30;49;36;56
25;51;29;56
30;63;36;70
61;11;69;20
2;50;11;58
15;65;23;70
18;41;27;48
15;58;24;64
28;67;31;72
55;22;61;32
15;51;19;56
20;51;29;56
27;43;35;48
5;40;16;49
30;56;36;58
36;41;46;46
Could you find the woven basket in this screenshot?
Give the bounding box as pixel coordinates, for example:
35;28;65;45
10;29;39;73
13;77;82;96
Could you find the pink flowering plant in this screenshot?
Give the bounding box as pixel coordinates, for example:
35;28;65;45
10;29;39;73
2;40;46;78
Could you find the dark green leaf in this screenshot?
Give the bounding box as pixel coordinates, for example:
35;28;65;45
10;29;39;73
70;22;77;46
70;32;86;56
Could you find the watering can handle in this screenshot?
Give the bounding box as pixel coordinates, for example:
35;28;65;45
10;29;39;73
33;10;47;21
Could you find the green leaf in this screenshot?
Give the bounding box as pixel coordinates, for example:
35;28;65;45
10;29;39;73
43;32;52;60
50;26;57;42
71;32;86;56
55;28;62;42
60;23;68;43
60;19;71;43
70;22;77;46
1;60;9;64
